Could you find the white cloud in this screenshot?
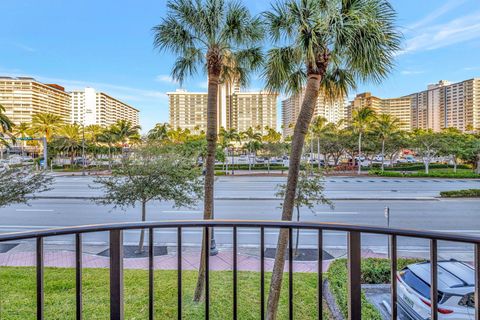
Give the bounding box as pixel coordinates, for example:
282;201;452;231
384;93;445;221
400;10;480;55
406;0;466;30
155;74;177;84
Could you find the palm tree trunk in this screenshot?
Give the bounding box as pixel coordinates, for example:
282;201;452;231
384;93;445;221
137;200;147;253
381;139;385;172
317;138;321;171
266;74;321;320
194;71;219;302
357;132;362;175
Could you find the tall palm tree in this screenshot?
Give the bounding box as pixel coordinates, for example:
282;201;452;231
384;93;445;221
351;106;377;174
153;0;264;301
262;126;282;144
147;123;170;141
310;116;332;170
219;127;240;174
263;0;400;317
0;104;14;148
12;122;31;156
98;128;119;170
31;113;64;142
54;124;82;167
110;120;141;147
374;114;401;171
242;127;262;171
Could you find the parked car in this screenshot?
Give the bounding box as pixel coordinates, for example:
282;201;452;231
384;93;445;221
397;155;417;164
73;158;90;166
397;260;475;319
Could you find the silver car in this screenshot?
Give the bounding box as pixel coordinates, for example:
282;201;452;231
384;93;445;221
397;260;475;319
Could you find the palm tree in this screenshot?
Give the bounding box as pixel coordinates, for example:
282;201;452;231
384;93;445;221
374;114;401;171
54;124;82;167
98;128;119;170
12;122;31;156
309;116;332;170
153;0;264;301
147;123;170;141
242;127;262;171
219;127;241;174
0;104;14;157
351;106;377;174
262;126;282;144
110;120;140;147
262;0;400;317
31;113;64;142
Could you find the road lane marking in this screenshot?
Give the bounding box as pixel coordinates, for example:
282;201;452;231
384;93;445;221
314;211;358;215
15;209;54;212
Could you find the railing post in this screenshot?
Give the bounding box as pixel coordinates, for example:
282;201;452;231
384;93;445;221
474;243;479;320
430;239;438;320
318;230;323;320
76;233;83;320
148;228;154;320
348;231;361;320
110;230;124;320
390;235;397;320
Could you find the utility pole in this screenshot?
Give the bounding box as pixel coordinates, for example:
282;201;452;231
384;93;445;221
82;123;86;176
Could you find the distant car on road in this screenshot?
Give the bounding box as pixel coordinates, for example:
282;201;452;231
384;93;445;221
73;158;90;166
397;260;475;319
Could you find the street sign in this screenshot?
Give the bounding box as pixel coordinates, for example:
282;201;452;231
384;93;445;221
16;137;34;141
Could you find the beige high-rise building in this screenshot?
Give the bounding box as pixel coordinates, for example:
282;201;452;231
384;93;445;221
380;97;413;131
168;83;278;134
0;76;70;125
411;79;480;132
71;88;139;127
281;90;347;138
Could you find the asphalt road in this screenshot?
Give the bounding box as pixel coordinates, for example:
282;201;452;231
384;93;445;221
1;175;479;256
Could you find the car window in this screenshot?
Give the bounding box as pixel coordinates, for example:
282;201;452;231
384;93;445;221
401;268;444;302
459;294;475;308
402;269;431;299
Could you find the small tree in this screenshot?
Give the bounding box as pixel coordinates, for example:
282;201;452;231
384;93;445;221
275;165;332;255
94;145;203;253
411;129;440;174
0;167;53;207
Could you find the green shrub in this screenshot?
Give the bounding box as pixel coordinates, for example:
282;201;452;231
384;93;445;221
327;258;424;319
440;189;480;198
384;163;471;171
369;170;479;178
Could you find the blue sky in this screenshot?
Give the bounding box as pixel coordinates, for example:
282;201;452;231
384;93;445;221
1;0;479;131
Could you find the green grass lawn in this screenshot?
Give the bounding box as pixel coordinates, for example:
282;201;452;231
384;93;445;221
0;267;331;319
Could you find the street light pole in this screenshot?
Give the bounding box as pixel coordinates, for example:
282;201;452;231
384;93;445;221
82;123;86;176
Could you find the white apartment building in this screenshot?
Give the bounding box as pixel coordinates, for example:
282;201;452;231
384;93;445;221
282;90;347;138
71;88;139;127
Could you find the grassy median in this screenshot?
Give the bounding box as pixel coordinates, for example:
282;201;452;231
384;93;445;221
0;267;331;319
440;189;480;198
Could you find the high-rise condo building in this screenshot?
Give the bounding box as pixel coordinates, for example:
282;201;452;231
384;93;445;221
0;77;70;125
0;76;140;128
281;89;347;138
168;82;278;134
71;88;140;127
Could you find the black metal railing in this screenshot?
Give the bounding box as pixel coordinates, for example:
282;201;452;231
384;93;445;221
0;220;479;320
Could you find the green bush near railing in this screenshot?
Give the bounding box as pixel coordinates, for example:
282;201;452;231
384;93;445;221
327;258;424;319
440;189;480;198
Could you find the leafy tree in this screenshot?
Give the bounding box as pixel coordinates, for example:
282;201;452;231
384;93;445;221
275;165;331;255
438;128;477;173
410;129;440;174
351;107;377;174
260;142;289;173
219;127;241;174
31;112;64;142
262;0;400;317
374;114;401;171
93;145;203;253
13;122;32;156
0;104;14;147
262;126;282;144
0;167;53;208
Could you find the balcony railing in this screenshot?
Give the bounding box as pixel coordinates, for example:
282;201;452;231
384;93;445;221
0;220;479;320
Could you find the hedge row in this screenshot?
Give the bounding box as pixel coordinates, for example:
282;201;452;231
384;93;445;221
440;189;480;198
369;170;479;178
